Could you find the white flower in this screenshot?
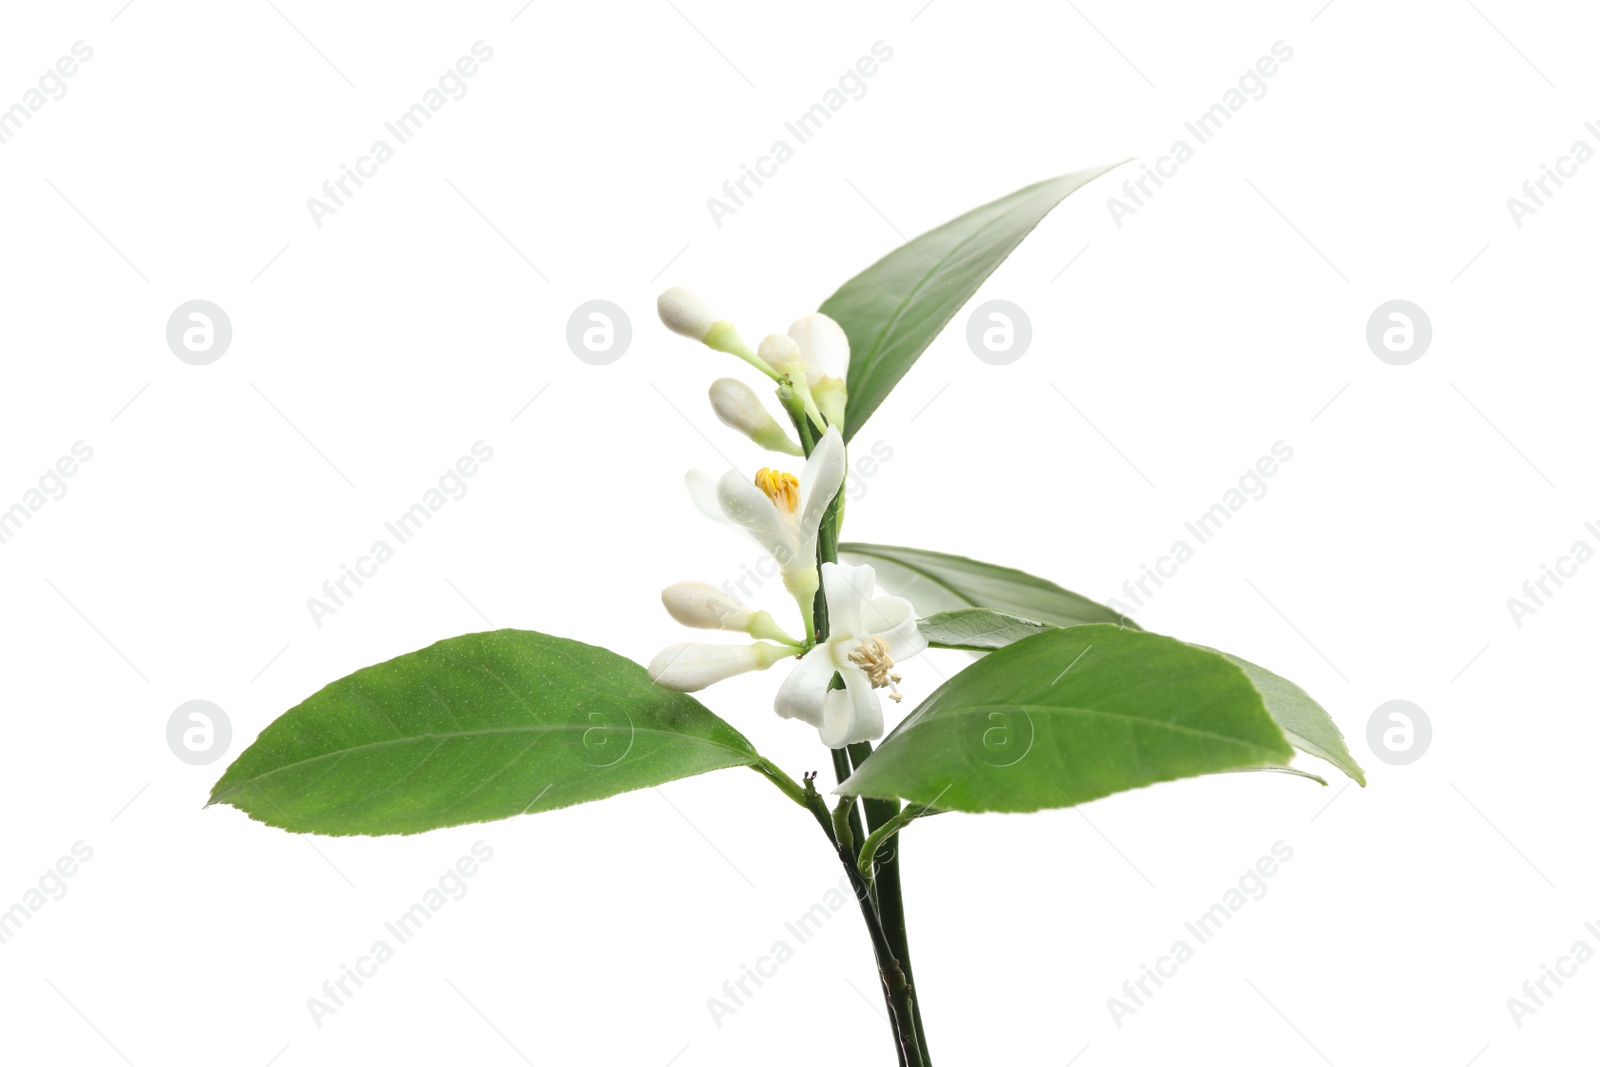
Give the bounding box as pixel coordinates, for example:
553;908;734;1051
775;562;927;748
708;378;801;456
648;641;792;692
786;313;850;429
685;426;846;637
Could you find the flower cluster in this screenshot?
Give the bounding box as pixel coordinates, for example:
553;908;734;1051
647;289;926;748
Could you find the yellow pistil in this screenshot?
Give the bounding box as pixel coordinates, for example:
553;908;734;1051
848;636;904;702
754;468;801;514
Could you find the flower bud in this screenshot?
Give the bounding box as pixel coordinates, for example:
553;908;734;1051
659;288;779;378
709;379;802;456
757;333;803;376
762;334;825;430
648;641;791;691
657;287;718;341
662;581;753;631
787;314;849;383
662;581;800;644
707;378;771;437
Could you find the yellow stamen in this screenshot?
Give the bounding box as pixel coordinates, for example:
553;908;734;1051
754;468;801;514
848;637;903;702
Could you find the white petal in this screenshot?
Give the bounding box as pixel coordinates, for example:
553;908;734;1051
774;645;833;727
864;595;926;663
685;470;734;527
788;313;850;385
648;642;786;691
661;581;751;632
796;426;846;538
820;561;876;639
716;470;794;561
819;669;883;748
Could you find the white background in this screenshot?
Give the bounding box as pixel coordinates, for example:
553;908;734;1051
1;1;1595;1063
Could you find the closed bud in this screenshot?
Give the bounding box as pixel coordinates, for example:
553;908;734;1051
709;379;802;455
647;641;791;691
662;581;752;631
757;333;803;376
761;333;824;429
661;581;801;644
657;287;717;341
659;288;778;378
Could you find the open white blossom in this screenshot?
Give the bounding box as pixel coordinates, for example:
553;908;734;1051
685;426;846;637
775;562;926;748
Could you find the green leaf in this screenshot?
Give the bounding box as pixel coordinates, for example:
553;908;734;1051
1208;650;1367;787
209;630;761;836
821;165;1123;440
898;582;1361;786
918;608;1054;650
840;625;1297;813
839;542;1137;630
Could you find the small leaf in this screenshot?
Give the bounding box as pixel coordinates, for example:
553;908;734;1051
1208;650;1366;787
918;608;1054;650
840;542;1137;630
842;625;1296;813
209;630;761;836
821;165;1123;440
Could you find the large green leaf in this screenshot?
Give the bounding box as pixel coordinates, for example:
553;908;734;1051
913;600;1363;787
918;608;1054;650
209;630;761;836
821;165;1122;440
1211;650;1366;787
839;542;1137;630
840;625;1297;813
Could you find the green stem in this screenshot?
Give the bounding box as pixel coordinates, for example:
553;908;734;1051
851;747;930;1063
704;320;779;378
831;794;857;852
802;776;924;1067
829;744;868;881
851;745;893;915
855;800;933;880
784;386;818;458
751;758;808;807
